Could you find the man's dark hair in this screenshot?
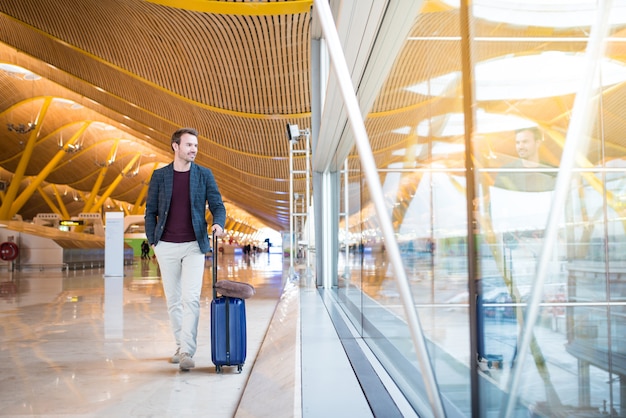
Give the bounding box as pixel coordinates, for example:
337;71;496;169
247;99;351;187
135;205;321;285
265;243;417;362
515;126;542;142
171;127;198;151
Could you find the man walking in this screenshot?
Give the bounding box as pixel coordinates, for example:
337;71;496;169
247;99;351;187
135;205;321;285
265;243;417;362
145;127;226;371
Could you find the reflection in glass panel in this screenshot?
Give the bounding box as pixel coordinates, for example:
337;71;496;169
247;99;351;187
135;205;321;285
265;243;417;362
332;1;626;416
478;163;562;414
337;154;364;333
472;3;626;417
408;52;626;101
340;167;472;415
440;0;626;28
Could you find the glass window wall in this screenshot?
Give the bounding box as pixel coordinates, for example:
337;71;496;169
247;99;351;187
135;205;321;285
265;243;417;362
334;1;626;416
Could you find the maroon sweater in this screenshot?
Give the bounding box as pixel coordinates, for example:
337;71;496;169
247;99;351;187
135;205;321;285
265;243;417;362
161;170;196;243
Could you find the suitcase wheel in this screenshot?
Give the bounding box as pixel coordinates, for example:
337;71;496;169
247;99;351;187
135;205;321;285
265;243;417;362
237;364;243;373
216;365;223;374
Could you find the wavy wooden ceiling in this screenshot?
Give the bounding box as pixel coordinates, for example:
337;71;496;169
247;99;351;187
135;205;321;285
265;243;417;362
2;0;626;236
0;0;313;233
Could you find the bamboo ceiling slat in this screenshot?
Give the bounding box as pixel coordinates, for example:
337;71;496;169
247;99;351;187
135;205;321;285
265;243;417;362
5;0;625;232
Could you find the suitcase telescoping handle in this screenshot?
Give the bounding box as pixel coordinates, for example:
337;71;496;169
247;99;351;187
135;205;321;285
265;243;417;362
212;230;232;364
212;230;218;300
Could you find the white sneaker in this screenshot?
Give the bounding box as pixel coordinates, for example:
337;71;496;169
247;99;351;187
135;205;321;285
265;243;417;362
171;348;180;364
179;352;195;371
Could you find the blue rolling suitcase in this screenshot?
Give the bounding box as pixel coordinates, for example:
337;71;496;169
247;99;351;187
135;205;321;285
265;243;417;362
210;233;247;373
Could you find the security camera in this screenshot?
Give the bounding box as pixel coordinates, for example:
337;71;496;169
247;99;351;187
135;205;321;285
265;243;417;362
287;123;301;141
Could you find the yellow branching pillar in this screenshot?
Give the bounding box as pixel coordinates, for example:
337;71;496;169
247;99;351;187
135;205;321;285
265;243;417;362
36;185;64;218
479;182;562;408
82;140;119;214
0;97;52;220
7;122;90;219
89;153;142;214
51;184;71;219
130;162;158;215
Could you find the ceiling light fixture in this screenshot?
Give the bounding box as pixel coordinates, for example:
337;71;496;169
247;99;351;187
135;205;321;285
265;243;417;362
7;122;36;134
64;143;82;153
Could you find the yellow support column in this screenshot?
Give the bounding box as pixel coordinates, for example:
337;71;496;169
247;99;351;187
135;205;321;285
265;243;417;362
82;141;119;213
0;97;52;220
81;167;109;213
130;161;158;215
37;185;64;217
51;184;71;219
8;122;90;218
90;153;142;214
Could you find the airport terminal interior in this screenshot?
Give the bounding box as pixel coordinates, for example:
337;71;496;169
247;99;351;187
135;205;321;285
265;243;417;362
1;0;626;417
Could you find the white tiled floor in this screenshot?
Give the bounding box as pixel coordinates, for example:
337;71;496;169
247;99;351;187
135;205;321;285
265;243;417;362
0;252;286;417
0;252;404;418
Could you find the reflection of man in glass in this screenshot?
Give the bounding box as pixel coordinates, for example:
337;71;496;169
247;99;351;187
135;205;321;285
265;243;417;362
493;127;556;192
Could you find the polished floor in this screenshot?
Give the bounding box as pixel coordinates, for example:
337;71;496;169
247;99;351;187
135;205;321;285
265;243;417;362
0;251;411;418
0;252;289;417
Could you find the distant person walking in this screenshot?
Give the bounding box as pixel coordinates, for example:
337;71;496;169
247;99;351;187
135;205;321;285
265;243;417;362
145;127;226;371
141;240;150;259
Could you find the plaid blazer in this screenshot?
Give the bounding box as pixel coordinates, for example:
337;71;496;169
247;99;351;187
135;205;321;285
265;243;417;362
144;162;226;253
